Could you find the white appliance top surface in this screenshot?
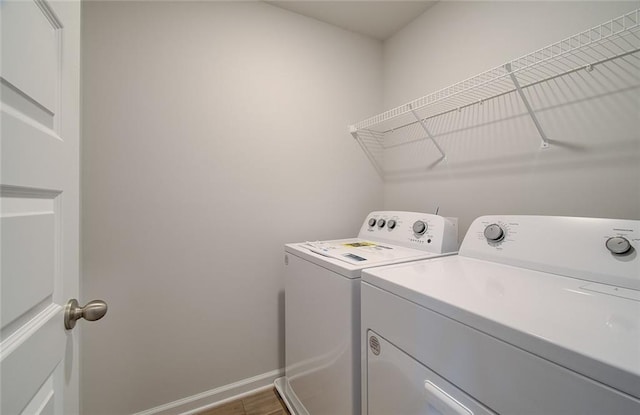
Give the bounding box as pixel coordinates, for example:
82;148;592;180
362;255;640;398
284;211;459;278
286;238;450;278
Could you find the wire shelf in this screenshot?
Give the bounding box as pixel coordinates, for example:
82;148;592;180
349;9;640;177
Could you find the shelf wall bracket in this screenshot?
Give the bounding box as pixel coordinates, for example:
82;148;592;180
349;126;385;178
409;105;446;159
505;63;550;149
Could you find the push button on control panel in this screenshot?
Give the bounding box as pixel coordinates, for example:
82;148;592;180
606;236;632;255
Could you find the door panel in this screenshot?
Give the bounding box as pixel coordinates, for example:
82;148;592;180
22;376;56;415
1;307;66;415
1;203;56;329
1;0;60;124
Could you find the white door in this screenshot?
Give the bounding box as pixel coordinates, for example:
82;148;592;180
1;1;82;414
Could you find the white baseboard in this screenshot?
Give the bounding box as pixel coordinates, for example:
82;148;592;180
132;368;284;415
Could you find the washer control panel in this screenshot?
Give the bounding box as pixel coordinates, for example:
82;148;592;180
461;215;640;291
359;211;458;254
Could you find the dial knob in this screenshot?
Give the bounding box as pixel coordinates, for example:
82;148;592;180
606;236;632;255
387;220;397;230
484;224;505;242
377;219;386;228
413;221;427;235
368;218;376;227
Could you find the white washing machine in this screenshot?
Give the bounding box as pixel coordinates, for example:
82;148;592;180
361;215;640;415
275;211;459;415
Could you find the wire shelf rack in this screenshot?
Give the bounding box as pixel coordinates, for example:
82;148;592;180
349;9;640;177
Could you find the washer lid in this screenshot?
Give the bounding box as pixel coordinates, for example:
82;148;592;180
362;256;640;399
285;238;450;279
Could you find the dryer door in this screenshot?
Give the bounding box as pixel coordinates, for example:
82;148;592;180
366;331;495;415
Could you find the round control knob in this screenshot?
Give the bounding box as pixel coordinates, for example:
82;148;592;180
377;219;386;228
412;221;428;235
387;220;396;230
606;236;632;255
484;224;505;242
368;218;376;227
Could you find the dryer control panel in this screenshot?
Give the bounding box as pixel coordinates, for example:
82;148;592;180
358;211;458;254
460;215;640;291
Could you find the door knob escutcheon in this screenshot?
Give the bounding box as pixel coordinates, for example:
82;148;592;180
64;299;108;329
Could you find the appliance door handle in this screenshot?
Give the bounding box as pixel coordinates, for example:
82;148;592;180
424;380;473;415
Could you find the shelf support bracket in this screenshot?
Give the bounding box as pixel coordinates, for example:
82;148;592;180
505;63;550;149
349;126;385;178
409;105;446;159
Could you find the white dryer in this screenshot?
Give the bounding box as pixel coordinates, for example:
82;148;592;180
275;211;458;415
361;215;640;415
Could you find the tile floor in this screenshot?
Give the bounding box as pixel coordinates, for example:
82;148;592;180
196;388;290;415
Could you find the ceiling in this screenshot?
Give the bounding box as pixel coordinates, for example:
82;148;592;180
265;1;437;41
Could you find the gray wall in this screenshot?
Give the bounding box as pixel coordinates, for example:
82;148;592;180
81;2;382;414
382;1;640;237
